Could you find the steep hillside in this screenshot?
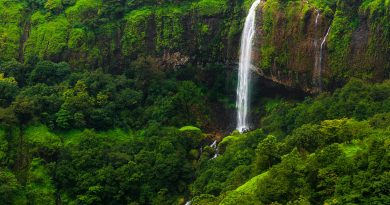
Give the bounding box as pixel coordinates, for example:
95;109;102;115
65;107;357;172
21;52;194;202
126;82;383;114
253;0;390;92
1;0;389;92
0;0;249;70
0;0;389;205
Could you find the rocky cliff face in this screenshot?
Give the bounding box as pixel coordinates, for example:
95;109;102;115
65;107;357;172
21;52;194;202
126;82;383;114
1;0;389;92
119;0;249;66
0;0;249;70
252;0;390;93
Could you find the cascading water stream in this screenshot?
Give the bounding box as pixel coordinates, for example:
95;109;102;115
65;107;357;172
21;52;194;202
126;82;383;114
313;10;331;91
318;26;331;90
313;10;320;77
236;0;261;132
210;140;219;159
315;10;320;25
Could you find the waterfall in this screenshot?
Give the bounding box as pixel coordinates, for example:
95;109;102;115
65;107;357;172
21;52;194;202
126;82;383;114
313;10;320;58
313;10;321;89
318;27;331;90
185;201;191;205
315;10;320;24
313;10;330;91
236;0;261;132
210;140;219;159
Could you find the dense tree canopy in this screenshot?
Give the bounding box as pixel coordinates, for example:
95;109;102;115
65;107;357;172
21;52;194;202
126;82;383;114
0;0;389;204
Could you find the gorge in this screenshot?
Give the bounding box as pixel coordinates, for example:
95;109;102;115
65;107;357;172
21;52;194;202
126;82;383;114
0;0;389;205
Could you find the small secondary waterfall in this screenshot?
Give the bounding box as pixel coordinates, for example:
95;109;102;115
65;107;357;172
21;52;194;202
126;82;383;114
210;140;219;159
236;0;261;132
313;10;331;91
318;27;331;90
315;9;320;25
313;10;320;80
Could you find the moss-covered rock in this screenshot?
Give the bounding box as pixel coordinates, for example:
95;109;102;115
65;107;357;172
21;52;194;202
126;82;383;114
253;0;390;92
0;0;389;92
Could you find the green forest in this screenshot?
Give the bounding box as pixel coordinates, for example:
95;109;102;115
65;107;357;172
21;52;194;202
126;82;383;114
0;0;389;204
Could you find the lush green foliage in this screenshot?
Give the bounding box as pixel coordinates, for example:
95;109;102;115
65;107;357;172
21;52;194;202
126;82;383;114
0;0;24;61
0;125;205;204
188;80;390;205
0;58;214;130
0;0;389;204
262;79;390;135
0;0;245;70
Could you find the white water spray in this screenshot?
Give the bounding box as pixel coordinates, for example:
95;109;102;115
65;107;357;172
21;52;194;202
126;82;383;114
236;0;261;132
210;140;219;159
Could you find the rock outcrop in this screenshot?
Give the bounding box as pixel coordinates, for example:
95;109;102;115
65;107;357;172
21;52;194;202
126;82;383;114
250;0;390;93
1;0;389;92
